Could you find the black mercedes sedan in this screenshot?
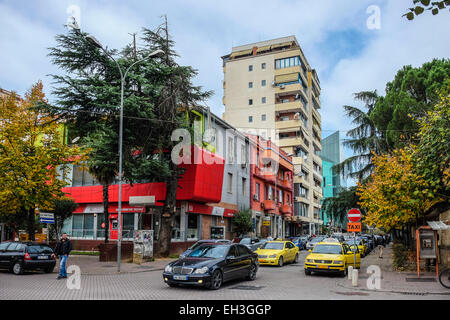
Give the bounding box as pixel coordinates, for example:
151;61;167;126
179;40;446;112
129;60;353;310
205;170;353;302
163;242;259;290
0;241;56;275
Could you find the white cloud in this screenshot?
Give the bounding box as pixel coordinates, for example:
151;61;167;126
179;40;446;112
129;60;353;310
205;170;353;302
0;0;448;136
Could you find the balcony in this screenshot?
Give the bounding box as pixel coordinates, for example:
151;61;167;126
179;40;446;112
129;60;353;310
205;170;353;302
274;66;308;86
275;119;302;130
275;101;305;113
280;204;293;215
275;82;305;95
263;200;275;210
278;137;309;151
280;179;293;190
294;175;309;186
312;107;321;123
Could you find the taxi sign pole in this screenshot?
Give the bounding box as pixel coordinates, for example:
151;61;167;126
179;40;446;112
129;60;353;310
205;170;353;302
353;232;356;268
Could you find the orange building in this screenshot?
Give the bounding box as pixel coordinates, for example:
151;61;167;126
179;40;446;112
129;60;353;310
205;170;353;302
247;134;297;238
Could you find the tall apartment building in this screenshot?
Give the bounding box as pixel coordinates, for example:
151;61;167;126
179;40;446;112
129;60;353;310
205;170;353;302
319;131;346;230
222;36;323;236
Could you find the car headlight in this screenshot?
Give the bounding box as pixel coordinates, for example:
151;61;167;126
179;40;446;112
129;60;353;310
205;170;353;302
193;267;209;274
333;260;344;265
269;254;277;258
306;259;314;263
164;265;173;272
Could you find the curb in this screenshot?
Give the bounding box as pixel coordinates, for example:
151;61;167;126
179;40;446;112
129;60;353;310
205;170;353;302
335;281;450;296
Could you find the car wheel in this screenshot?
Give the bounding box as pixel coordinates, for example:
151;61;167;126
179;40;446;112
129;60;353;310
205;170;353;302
209;270;223;290
44;266;55;273
278;256;284;267
305;268;311;275
246;263;257;281
293;254;299;264
12;261;23;275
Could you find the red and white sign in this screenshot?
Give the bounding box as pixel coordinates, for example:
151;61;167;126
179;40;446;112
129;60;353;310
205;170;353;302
347;208;361;222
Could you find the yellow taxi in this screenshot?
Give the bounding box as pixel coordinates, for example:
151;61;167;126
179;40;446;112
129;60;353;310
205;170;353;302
304;240;360;277
345;238;366;257
255;240;299;267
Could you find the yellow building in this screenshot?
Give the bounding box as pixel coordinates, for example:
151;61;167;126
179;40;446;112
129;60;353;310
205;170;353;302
221;36;323;235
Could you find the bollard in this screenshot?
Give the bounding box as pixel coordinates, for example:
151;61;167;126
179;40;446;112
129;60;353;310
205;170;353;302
352;269;359;287
348;265;353;280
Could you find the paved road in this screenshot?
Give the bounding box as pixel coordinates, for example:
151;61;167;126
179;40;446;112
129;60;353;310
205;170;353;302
0;250;448;300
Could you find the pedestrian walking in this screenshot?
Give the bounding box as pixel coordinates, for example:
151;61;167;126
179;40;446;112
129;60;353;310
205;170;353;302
377;244;383;259
52;233;72;280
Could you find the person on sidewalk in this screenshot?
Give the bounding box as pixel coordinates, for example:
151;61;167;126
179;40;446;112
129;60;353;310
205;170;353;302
52;233;72;280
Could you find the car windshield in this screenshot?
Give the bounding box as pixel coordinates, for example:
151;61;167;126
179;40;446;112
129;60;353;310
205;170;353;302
312;244;343;255
27;245;53;254
240;238;250;245
261;242;284;250
345;240;361;246
187;245;229;259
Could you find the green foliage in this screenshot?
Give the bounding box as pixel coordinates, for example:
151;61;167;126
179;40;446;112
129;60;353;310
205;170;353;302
412;81;450;202
333;91;386;181
371;59;450;149
232;209;253;237
50;198;78;238
321;187;360;225
392;243;409;271
404;1;450;20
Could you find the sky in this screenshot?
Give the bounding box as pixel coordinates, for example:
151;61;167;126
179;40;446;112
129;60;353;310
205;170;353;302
1;0;449;163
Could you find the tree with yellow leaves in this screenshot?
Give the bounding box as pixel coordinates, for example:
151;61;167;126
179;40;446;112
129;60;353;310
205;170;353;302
357;149;442;233
0;82;85;240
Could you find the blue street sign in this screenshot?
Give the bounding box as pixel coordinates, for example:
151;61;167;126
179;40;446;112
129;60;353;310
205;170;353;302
40;218;54;224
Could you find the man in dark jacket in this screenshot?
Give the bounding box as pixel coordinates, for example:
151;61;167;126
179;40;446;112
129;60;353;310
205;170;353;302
52;233;72;279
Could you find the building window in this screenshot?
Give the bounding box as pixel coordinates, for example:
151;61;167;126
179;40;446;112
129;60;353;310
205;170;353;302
249;99;253;105
227;173;233;193
241;144;247;165
275;56;301;70
261;97;266;104
248;82;253;88
249;116;253;123
261;63;266;70
261;79;266;87
249;65;253;72
255;183;260;201
242;177;246;196
261;114;266;121
227;137;234;163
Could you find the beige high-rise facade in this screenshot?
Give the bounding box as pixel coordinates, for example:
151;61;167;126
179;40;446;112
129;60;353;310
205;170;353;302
222;36;323;235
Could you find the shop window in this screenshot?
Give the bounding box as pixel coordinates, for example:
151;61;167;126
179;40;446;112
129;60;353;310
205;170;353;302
122;213;135;239
187;214;199;240
97;214;107;238
171;214;181;241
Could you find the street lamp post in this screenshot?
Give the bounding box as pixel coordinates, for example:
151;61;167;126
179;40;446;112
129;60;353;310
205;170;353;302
85;34;163;272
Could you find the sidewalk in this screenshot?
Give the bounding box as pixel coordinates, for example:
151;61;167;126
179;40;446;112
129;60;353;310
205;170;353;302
336;243;450;296
62;255;176;275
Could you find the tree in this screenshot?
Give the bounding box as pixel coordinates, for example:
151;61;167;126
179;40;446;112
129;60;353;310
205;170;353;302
50;198;78;239
404;0;450;20
0;82;84;240
321;187;360;226
44;18;211;256
357;149;441;233
334;91;387;181
412;81;450;207
232;209;253;237
371;59;450;149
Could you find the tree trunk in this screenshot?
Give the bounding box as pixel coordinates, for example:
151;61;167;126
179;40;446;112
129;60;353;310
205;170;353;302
103;184;110;243
157;173;178;257
27;207;35;241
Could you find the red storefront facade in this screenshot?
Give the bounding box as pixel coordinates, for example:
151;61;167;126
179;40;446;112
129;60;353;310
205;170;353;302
60;147;234;252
